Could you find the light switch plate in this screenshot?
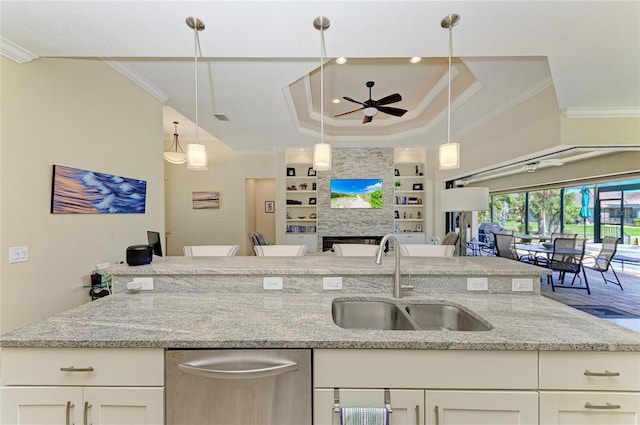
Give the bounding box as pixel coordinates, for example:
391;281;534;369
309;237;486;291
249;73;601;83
263;277;283;290
512;278;533;292
467;277;488;291
323;277;343;290
133;277;154;290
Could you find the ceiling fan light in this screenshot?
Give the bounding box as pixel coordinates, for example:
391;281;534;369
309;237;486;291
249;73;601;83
313;142;332;171
363;107;378;117
187;144;208;170
163;152;187;164
439;142;460;170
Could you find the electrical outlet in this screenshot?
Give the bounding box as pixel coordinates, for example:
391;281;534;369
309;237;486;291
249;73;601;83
323;277;343;290
467;277;488;291
9;246;29;264
133;277;154;290
263;277;283;290
512;278;533;292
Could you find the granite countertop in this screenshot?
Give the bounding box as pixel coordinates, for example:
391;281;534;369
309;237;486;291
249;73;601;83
2;291;639;351
108;255;549;277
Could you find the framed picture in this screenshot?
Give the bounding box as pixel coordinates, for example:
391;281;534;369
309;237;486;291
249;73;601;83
394;169;399;176
51;165;147;214
413;183;423;190
286;167;296;176
394;210;399;219
309;197;317;205
192;191;220;209
265;200;275;213
307;167;316;176
416;224;422;232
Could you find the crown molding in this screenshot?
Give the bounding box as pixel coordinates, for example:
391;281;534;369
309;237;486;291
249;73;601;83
563;107;640;118
0;37;38;63
102;59;169;103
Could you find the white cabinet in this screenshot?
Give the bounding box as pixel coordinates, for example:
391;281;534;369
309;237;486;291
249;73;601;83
394;232;426;245
285;162;317;244
286;233;318;252
394;162;425;234
315;389;423;425
425;390;538;425
0;348;165;425
1;386;164;425
539;352;640;424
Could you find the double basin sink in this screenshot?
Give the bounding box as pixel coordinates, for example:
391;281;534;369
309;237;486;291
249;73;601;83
332;299;492;331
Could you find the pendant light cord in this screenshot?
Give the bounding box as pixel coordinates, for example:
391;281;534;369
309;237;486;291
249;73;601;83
320;19;326;145
194;26;202;145
447;23;452;144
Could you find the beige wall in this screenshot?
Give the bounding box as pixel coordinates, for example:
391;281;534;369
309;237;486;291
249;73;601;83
164;145;276;256
0;57;164;333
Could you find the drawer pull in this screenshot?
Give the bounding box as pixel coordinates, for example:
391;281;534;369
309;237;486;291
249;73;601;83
60;366;95;372
584;402;621;410
65;401;74;425
584;369;620;377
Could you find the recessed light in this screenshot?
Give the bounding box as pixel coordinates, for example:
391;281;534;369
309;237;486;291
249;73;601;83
410;57;422;64
332;98;341;104
336;57;347;64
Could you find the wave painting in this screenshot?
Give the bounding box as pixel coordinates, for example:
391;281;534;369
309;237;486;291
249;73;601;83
51;165;147;214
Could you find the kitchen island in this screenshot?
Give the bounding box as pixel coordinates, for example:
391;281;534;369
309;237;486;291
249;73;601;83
2;256;640;424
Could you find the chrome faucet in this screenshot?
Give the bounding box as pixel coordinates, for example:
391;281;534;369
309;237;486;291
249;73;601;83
375;234;412;298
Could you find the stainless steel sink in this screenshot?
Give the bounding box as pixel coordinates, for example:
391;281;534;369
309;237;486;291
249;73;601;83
331;299;491;331
332;300;416;330
404;303;492;331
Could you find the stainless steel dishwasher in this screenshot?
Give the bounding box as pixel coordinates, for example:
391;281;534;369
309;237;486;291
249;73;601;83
166;348;312;425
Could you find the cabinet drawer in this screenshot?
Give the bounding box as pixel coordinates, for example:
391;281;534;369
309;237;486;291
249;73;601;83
540;391;640;424
540;352;640;391
315;349;538;389
2;348;164;386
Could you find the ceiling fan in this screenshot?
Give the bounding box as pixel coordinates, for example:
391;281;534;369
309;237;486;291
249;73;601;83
334;81;408;124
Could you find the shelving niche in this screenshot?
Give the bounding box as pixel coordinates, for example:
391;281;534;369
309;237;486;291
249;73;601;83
394;161;426;243
285;162;317;251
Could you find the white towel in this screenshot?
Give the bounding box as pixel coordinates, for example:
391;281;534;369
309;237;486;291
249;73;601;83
340;407;389;425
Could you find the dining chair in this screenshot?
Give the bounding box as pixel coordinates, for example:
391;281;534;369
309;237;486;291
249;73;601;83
254;245;308;256
183;245;240;256
400;244;455;257
582;236;623;290
495;233;532;263
547;237;590;294
333;244;379;257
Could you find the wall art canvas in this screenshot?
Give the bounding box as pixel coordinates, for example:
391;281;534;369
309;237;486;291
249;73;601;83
193;191;220;209
51;165;147;214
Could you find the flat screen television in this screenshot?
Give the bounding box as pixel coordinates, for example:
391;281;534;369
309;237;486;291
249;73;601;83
147;231;163;257
330;179;383;209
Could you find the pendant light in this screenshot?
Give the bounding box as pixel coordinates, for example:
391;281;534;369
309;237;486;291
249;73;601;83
163;121;187;164
186;17;208;171
438;14;461;170
312;16;331;171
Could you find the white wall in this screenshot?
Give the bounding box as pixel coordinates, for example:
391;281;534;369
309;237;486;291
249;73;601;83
0;57;164;333
164;144;276;256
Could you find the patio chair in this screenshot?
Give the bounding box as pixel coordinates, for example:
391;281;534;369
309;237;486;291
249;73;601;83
582;236;623;290
547;237;590;294
495;233;533;263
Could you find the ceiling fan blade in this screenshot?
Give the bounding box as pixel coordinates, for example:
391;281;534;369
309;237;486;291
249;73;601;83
343;96;365;105
363;115;373;124
375;93;402;106
377;106;408;117
334;107;364;117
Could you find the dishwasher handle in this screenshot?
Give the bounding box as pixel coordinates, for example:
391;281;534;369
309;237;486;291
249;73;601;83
178;359;299;380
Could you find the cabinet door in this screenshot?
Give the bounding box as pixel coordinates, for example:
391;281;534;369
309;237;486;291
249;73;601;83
1;387;82;424
315;389;423;425
540;391;640;425
84;387;164;425
286;233;317;252
425;391;538;425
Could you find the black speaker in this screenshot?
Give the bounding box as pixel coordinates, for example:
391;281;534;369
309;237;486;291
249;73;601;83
126;245;153;266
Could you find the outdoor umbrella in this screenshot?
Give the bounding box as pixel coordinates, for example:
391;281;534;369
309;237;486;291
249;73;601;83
579;186;592;239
